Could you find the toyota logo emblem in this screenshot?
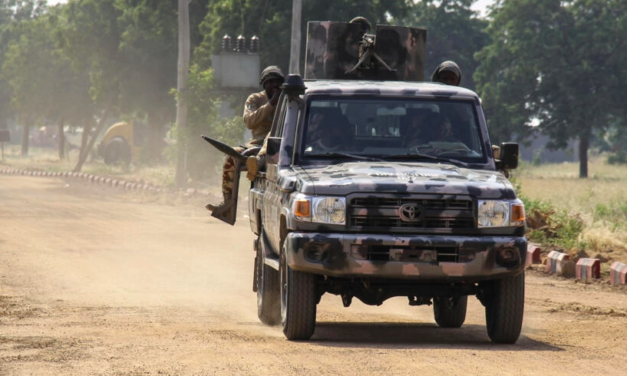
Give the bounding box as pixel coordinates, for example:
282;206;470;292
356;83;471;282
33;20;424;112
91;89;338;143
399;203;424;222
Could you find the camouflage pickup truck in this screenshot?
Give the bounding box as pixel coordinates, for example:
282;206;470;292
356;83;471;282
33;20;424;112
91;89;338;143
211;20;526;343
249;74;526;343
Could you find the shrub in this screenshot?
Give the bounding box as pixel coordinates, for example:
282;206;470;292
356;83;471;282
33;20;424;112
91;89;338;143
517;179;586;249
607;150;627;165
170;65;248;183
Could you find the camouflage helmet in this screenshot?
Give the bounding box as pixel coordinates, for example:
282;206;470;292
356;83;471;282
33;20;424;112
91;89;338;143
349;16;372;33
431;61;462;86
259;66;285;86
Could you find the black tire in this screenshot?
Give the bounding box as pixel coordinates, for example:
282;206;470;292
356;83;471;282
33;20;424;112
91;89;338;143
256;241;280;326
103;137;131;165
280;250;317;340
433;295;468;328
485;272;525;344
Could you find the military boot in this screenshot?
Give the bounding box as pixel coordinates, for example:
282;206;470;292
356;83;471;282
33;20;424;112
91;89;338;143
205;193;233;214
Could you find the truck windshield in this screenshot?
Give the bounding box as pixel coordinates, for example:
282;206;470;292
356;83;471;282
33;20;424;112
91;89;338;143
301;97;486;163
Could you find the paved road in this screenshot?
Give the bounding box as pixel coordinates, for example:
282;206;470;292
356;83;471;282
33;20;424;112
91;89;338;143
0;175;626;375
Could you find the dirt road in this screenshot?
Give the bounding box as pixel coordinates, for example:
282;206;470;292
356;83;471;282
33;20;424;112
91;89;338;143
1;175;626;375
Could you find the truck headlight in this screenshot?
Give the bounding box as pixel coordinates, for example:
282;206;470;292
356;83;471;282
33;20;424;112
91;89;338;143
293;195;346;225
478;200;525;228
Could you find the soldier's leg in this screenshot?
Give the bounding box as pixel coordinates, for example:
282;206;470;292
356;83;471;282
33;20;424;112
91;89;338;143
206;146;245;213
246;136;268;181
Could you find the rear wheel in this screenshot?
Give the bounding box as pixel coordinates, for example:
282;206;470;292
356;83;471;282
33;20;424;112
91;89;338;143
280;249;317;340
484;272;525;344
103;137;131;165
433;295;467;328
256;239;280;326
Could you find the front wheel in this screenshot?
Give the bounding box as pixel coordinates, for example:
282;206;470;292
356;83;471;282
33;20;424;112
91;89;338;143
280;250;317;340
433;295;468;328
484;272;525;344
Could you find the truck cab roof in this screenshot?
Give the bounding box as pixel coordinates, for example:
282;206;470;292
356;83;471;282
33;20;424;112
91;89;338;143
302;80;480;101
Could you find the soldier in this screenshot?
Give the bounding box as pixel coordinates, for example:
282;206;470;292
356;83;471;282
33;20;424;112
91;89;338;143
206;66;285;213
431;61;505;172
405;112;456;148
304;111;346;153
431;61;462;86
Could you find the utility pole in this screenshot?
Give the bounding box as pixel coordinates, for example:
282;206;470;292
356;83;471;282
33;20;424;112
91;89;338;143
175;0;191;188
289;0;302;74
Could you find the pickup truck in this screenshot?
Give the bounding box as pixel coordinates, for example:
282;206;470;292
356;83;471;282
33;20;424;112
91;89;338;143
245;74;526;343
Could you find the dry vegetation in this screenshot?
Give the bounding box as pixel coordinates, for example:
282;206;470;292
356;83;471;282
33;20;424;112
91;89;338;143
513;156;627;264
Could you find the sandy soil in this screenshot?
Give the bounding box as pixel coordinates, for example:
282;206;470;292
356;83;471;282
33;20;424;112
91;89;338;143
0;175;626;376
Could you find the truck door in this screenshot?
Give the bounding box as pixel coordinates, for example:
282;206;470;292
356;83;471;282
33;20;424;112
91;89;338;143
262;94;299;253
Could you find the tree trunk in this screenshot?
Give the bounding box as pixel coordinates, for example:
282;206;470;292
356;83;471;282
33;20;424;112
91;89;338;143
21;121;30;157
74;105;112;172
579;132;590;178
57;118;65;160
175;0;190;188
78;122;91;163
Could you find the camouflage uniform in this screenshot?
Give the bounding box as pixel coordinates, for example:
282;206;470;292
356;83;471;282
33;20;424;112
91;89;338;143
222;91;274;196
208;65;284;212
246;133;269;181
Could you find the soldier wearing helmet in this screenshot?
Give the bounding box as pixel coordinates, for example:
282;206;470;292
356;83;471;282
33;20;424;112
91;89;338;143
432;61;462;86
206;66;285;213
430;61;505;172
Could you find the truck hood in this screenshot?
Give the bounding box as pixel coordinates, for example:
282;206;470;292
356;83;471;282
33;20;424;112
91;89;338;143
296;162;516;199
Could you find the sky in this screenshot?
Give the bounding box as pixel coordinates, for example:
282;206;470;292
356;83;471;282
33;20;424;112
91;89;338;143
46;0;495;16
471;0;495;17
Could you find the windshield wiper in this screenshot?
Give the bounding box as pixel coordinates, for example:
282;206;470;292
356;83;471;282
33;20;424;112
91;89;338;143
382;153;469;168
305;152;384;162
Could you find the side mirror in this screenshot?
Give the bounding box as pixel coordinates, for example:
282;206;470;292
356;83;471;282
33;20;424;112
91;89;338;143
266;137;281;165
499;142;519;170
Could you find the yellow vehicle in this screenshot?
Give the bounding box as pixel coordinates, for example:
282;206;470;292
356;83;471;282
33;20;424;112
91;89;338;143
97;121;144;165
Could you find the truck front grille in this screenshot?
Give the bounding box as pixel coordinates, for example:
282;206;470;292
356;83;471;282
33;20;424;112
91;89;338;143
349;196;475;232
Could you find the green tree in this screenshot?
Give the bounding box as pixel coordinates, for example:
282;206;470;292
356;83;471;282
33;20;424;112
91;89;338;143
117;0;208;161
1;0;49;156
0;1;95;159
46;6;95;159
475;0;627;177
0;1;17;129
182;65;244;181
396;0;490;91
58;0;208;167
57;0;123;171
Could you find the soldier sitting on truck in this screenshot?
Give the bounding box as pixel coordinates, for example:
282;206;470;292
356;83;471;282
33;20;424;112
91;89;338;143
206;66;285;213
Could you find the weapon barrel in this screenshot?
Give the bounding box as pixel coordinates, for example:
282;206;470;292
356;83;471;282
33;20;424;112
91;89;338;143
201;135;247;162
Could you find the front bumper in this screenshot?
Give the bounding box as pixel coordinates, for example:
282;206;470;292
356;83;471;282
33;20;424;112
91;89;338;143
285;233;527;281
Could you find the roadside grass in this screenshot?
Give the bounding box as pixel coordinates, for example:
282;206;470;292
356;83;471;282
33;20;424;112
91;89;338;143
513;156;627;262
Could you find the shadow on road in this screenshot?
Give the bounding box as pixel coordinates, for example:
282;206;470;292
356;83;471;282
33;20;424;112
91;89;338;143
310;322;562;351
